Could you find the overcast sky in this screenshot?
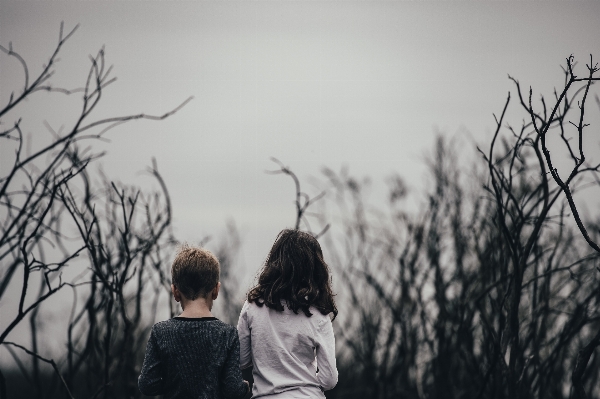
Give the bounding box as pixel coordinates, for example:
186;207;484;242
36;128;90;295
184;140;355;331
2;0;600;276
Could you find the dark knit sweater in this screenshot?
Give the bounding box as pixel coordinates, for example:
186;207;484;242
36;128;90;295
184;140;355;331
138;317;248;399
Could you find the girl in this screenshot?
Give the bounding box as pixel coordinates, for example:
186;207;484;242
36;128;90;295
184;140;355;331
237;229;338;398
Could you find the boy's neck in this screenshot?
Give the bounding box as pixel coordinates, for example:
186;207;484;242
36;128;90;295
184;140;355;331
178;296;214;318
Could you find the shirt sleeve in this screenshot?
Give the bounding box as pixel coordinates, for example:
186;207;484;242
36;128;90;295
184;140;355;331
237;301;253;369
138;327;166;396
314;315;338;391
220;329;250;399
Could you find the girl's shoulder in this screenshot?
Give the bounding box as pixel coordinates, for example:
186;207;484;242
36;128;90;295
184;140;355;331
239;299;256;320
240;299;256;314
244;299;332;324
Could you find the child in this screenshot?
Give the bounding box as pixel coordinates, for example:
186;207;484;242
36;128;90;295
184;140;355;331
139;244;249;399
237;229;338;398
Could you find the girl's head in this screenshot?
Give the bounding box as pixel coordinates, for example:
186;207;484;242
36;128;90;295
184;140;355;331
247;229;337;320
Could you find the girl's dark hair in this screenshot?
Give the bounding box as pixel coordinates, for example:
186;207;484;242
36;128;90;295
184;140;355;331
247;229;337;320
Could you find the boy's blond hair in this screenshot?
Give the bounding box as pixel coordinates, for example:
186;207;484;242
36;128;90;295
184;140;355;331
171;244;220;300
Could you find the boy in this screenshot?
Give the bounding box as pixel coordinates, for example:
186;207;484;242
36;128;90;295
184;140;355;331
138;244;249;399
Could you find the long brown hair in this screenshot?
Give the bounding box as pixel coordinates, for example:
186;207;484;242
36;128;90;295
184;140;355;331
247;229;337;320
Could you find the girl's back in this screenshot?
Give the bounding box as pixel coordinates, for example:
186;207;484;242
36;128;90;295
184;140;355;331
237;229;338;398
238;300;337;398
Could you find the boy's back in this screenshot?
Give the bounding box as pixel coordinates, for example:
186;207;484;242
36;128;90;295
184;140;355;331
139;317;248;399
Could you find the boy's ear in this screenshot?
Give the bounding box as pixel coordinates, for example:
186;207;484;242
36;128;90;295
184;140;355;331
171;284;181;303
212;282;221;300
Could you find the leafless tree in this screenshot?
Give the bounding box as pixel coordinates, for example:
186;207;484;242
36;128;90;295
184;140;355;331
0;23;189;398
322;55;600;399
267;158;329;238
502;55;600;399
212;222;245;326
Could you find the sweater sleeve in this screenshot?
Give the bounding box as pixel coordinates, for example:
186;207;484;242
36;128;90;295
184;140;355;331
138;327;166;396
237;301;253;369
220;329;250;399
315;315;338;391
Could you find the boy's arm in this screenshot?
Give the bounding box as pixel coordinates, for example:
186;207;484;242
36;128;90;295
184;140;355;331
220;330;250;399
237;301;252;369
138;328;166;396
314;315;338;391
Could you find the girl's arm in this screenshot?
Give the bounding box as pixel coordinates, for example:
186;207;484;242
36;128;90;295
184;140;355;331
237;301;253;369
138;328;166;396
315;315;338;391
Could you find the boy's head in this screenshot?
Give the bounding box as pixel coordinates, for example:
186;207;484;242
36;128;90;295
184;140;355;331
171;244;220;300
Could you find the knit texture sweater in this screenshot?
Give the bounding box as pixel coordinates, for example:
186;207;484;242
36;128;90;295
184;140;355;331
138;317;248;399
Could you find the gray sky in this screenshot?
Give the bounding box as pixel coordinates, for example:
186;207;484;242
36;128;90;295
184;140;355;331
2;0;600;278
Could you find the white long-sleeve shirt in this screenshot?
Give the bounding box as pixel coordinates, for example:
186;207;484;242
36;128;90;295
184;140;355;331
237;300;338;398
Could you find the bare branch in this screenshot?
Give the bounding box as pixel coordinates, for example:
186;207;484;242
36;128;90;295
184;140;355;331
2;342;75;399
